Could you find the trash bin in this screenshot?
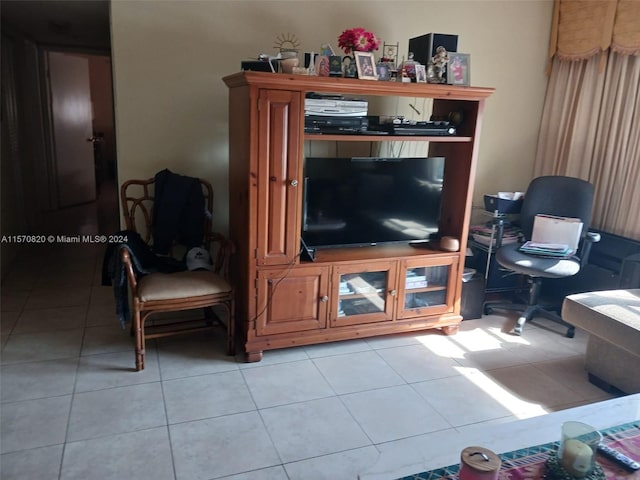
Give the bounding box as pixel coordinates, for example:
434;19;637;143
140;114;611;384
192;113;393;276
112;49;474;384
461;268;484;320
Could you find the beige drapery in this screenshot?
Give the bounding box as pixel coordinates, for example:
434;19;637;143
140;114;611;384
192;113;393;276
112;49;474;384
536;0;640;241
549;0;640;67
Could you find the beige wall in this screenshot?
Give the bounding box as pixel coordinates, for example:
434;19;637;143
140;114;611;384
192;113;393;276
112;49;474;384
110;0;553;234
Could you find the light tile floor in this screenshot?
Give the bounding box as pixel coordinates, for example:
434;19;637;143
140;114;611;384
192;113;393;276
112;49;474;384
0;243;619;480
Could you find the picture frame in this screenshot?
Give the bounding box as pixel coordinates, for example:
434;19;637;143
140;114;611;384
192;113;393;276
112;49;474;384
320;44;335;56
314;55;330;77
381;42;399;68
376;62;391;81
447;53;470;86
328;56;343;77
354;51;378;80
415;64;427;83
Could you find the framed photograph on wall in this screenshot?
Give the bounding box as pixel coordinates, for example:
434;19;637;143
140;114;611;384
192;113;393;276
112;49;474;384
354;51;378;80
447;53;470;86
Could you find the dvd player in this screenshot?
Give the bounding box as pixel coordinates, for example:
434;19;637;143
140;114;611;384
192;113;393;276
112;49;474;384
384;124;457;136
304;115;368;134
304;93;368;117
367;116;456;136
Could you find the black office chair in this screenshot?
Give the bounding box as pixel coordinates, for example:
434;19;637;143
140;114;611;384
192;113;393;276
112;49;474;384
484;176;600;337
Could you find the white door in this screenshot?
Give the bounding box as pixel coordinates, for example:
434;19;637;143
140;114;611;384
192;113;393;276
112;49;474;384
48;51;96;207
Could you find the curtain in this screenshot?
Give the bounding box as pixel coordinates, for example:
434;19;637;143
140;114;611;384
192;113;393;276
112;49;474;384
534;52;640;240
538;0;640;241
592;53;640;238
549;0;640;64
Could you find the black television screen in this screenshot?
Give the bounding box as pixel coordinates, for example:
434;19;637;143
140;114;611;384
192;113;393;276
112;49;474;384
302;156;445;249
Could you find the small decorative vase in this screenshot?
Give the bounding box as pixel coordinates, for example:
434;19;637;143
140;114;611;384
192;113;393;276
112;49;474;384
280;50;299;74
280;57;299;74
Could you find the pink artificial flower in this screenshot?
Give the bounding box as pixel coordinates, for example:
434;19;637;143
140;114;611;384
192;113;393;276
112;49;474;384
338;27;380;54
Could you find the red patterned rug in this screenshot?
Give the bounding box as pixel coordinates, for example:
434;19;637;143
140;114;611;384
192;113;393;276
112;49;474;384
398;421;640;480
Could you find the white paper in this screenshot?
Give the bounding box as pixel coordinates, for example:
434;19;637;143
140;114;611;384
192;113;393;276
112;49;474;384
497;191;525;200
532;214;583;252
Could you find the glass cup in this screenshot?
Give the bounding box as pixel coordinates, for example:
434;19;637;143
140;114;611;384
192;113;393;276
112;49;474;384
558;421;603;477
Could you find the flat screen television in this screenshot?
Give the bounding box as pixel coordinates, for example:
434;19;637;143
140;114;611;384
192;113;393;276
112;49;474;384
302;156;445;249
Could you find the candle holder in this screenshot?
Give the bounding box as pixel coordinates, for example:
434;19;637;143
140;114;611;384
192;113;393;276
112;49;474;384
545;451;605;480
459;447;501;480
547;421;604;479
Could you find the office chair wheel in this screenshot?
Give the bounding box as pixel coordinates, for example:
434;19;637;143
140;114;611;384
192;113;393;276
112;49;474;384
566;326;575;338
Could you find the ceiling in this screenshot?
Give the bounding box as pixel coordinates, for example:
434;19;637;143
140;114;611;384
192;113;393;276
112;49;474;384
1;0;111;51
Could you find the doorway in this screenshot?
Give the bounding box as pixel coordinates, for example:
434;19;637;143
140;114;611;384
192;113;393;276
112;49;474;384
0;0;119;240
42;49;119;236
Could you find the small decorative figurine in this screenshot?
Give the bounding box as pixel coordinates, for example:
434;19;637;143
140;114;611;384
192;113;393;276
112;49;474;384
429;46;449;83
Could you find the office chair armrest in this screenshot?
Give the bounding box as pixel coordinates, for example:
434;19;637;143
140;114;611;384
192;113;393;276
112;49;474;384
579;231;601;267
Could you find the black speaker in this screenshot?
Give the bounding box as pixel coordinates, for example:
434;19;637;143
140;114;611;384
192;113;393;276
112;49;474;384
408;33;458;68
240;60;274;72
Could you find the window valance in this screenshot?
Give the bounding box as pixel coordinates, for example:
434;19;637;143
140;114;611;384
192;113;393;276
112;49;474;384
549;0;640;64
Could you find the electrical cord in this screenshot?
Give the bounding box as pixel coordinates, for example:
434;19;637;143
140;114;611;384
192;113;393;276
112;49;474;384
248;251;302;327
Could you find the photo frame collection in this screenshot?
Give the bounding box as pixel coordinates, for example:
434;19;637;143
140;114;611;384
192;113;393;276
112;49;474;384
295;42;471;86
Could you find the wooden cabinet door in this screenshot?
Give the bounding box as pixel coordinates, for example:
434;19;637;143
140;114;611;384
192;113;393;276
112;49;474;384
256;89;302;266
397;256;459;319
256;266;329;336
331;261;397;327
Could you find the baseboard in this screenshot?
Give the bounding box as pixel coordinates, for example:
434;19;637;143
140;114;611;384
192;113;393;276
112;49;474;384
587;373;628;396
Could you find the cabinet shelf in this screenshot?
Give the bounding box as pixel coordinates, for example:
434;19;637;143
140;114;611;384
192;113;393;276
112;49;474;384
339;292;384;299
224;71;494;100
313;244;457;263
304;134;473;143
405;285;446;293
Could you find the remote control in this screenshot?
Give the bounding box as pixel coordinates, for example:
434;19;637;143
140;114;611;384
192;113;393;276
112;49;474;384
597;443;640;471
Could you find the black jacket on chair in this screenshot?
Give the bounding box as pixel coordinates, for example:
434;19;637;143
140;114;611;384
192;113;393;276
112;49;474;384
152;169;205;255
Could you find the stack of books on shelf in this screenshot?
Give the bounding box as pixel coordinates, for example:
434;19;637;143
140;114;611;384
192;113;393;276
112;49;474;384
470;225;521;247
339;281;352;295
405;271;428;289
518;241;574;257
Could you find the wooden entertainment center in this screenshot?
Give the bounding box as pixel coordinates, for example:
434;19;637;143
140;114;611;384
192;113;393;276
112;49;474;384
223;71;494;362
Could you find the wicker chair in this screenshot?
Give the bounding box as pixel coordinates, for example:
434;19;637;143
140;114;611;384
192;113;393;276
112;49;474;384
120;177;234;371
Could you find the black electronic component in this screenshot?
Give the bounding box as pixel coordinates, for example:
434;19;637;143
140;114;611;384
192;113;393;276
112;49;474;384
304;115;368;134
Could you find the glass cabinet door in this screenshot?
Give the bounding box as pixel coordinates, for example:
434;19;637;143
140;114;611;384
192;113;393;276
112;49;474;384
331;262;396;327
398;257;458;318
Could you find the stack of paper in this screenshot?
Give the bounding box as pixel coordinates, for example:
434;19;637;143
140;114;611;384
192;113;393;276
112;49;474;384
470;225;521;247
532;214;583;252
519;241;573;257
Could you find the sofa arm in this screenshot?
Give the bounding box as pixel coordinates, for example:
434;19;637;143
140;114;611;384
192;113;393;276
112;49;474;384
562;289;640;357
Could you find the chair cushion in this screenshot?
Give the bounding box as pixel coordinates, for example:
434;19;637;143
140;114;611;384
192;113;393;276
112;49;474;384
496;243;581;278
137;271;231;301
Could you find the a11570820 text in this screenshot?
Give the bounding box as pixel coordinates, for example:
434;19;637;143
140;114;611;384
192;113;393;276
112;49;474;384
1;235;128;244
